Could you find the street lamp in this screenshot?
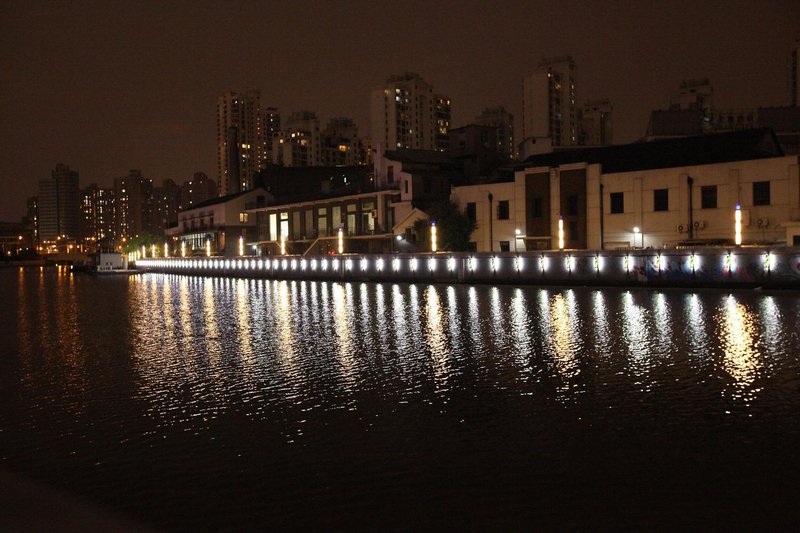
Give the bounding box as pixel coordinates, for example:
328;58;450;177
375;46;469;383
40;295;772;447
558;217;565;250
239;235;244;256
633;226;641;248
515;228;521;252
430;221;438;252
338;226;344;254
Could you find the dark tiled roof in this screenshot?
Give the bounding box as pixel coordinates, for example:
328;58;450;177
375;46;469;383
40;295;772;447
383;149;458;166
757;106;800;133
520;128;784;174
647;109;704;137
182;188;263;212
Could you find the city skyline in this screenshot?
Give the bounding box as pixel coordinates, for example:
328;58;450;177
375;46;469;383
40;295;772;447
1;0;798;221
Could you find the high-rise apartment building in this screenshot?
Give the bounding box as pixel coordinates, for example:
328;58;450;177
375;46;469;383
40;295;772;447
217;89;264;196
370;73;443;151
153;179;182;232
475;106;515;159
522;56;578;147
263;107;281;165
433;95;451;152
273;111;321;167
26;196;39;248
38;163;80;243
321;117;362;166
791;37;799;107
579;99;613;146
80;183;114;243
114;170;154;242
181;172;217;210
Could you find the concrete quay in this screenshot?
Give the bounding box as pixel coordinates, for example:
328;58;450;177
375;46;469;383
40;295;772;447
134;247;800;289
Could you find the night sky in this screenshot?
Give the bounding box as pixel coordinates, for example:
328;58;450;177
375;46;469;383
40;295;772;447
1;0;797;221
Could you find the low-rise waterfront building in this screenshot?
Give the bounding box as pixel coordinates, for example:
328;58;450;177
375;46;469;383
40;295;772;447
170;188;269;256
450;129;800;251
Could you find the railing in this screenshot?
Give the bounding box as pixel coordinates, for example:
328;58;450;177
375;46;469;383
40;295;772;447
134;248;800;289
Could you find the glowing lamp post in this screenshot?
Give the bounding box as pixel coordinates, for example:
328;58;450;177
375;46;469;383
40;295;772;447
239;235;244;256
141;245;146;258
164;242;169;258
151;243;157;258
430;221;438;252
633;226;641;248
338;226;344;254
206;239;211;257
280;233;286;255
515;228;521;252
558;217;565;250
181;241;186;258
734;204;742;245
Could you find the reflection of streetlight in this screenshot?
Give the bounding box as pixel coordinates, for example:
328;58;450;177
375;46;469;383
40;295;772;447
633;226;641;248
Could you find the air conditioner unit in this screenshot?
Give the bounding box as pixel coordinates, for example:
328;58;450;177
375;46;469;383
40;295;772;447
676;223;687;233
757;217;769;227
692;220;705;229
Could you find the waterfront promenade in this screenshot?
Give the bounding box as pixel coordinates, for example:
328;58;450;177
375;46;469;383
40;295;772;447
135;247;800;289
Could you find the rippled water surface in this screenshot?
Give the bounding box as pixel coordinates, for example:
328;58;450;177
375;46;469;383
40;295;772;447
2;267;800;529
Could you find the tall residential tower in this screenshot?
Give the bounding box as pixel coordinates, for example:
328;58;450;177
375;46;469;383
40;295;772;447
370;73;448;152
217;89;265;196
522;56;578;147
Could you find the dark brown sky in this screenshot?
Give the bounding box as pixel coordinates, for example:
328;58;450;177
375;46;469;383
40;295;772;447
1;0;798;221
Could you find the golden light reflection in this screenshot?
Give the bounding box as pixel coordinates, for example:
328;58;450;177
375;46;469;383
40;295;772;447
548;291;580;379
651;292;672;355
717;296;763;401
424;286;449;388
466;286;484;354
235;279;255;365
203;277;221;364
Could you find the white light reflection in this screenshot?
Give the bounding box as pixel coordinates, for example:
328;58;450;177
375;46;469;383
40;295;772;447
425;286;450;389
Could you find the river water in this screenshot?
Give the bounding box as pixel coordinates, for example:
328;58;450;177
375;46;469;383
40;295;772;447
1;267;799;529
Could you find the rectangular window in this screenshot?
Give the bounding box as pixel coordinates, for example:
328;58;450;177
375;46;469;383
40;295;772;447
610;192;624;214
753;181;770;206
566;195;578;216
701;186;717;209
499;241;510;252
387;165;394;183
239;212;249;223
404;179;409;195
653;189;669;212
497;200;510;220
466;202;477;221
532;197;543;218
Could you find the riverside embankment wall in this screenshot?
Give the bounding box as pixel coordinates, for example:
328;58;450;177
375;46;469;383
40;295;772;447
134;248;800;289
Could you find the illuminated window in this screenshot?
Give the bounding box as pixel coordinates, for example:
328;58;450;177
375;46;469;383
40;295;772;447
239;213;249;223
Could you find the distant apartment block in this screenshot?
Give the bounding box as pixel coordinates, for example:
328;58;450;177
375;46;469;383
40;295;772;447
475;106;515;160
522;56;578;147
114;169;154;242
370;73;446;152
580;99;613;146
180;172;217;210
273;110;322;167
217;89;265;196
38;163;80;243
80;183;114;243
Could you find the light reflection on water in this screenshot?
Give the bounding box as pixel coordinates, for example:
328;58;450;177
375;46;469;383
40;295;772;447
4;269;800;529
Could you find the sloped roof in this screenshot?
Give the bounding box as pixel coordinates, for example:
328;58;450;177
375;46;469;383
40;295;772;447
181;187;264;212
383;149;458;166
520;128;784;174
757;106;800;133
